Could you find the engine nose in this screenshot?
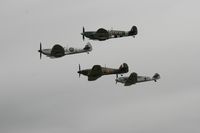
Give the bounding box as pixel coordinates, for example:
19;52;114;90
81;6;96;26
77;70;86;75
77;71;81;74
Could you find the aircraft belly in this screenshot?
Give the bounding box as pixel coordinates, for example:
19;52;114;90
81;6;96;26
137;77;152;83
65;50;84;55
96;36;108;40
88;75;102;81
124;82;133;86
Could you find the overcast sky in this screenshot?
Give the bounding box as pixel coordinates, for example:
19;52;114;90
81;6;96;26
1;0;200;133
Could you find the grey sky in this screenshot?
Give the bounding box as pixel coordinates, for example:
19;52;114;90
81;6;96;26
1;0;200;133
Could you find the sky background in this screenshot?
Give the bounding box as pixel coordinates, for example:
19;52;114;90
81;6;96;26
1;0;200;133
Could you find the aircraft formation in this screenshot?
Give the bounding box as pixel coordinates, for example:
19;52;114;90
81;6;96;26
38;26;160;86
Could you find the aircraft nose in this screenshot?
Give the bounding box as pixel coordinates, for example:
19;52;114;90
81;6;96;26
77;71;81;74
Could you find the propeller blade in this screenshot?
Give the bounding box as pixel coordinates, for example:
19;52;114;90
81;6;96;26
115;75;118;84
83;35;85;41
79;64;81;71
82;27;85;41
78;64;81;77
40;42;42;59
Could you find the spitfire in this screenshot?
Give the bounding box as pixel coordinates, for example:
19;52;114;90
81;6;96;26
116;73;160;86
78;63;129;81
38;42;92;59
81;26;138;41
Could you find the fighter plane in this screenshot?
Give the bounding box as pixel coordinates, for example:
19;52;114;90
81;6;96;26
78;63;129;81
115;72;160;86
38;42;92;59
81;26;138;41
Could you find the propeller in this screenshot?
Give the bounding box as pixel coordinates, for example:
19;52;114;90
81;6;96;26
82;27;85;41
116;74;118;78
78;64;81;77
115;74;119;84
39;42;42;59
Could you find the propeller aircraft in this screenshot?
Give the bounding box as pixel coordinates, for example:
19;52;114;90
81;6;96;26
81;26;138;41
115;72;160;86
78;63;129;81
38;42;92;59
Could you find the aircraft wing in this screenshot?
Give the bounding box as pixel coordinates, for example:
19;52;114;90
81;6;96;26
95;28;109;40
88;65;102;81
124;72;137;86
51;44;65;57
88;65;102;76
87;65;103;81
88;75;102;81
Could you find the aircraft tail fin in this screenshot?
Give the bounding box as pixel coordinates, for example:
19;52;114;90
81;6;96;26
83;42;92;51
119;63;129;73
152;73;160;82
128;26;138;36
